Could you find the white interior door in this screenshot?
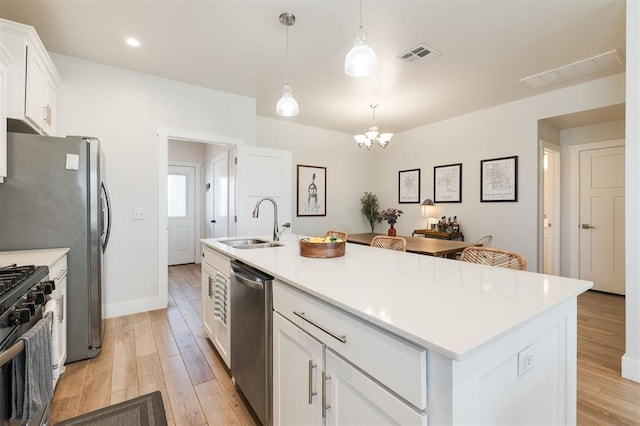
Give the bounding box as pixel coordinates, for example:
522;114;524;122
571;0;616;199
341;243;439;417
234;146;292;238
213;151;229;238
579;145;625;294
168;164;196;265
543;148;560;275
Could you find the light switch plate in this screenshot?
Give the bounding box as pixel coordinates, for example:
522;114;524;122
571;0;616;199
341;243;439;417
65;154;80;170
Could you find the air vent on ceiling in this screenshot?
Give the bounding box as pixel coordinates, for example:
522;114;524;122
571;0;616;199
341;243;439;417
398;43;441;64
519;49;625;89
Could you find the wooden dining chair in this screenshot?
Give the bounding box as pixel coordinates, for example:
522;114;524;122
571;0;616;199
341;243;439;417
473;235;493;248
370;236;407;252
325;230;347;241
459;246;526;270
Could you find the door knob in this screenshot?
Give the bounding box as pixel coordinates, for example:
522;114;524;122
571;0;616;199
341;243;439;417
581;224;595;229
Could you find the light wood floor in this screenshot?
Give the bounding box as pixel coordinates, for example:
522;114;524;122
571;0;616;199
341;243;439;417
50;263;255;425
50;264;640;425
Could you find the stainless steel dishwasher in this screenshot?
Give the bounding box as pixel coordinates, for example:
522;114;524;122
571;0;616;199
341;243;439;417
230;260;274;426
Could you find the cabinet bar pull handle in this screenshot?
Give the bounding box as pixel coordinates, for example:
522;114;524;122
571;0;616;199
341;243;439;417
208;276;213;297
322;372;331;418
293;311;347;343
54;268;67;281
59;294;64;322
308;360;317;404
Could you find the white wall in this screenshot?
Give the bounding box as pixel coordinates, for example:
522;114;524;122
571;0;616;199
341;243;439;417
51;53;256;318
623;0;640;383
367;74;625;272
256;117;373;237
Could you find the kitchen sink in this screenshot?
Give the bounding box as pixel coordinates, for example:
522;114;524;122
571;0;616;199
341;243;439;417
220;238;269;246
219;238;284;249
234;242;284;249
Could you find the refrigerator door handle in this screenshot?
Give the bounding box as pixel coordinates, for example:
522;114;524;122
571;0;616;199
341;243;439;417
101;180;112;252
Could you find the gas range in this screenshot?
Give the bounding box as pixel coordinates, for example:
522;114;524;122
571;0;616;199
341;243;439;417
0;264;52;349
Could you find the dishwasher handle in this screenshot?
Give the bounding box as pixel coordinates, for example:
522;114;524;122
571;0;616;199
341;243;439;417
233;272;264;290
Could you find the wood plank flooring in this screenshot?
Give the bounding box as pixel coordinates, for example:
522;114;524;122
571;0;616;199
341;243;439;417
50;265;640;425
50;263;255;426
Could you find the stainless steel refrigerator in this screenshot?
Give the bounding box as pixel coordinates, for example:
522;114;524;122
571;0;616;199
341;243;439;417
0;132;111;362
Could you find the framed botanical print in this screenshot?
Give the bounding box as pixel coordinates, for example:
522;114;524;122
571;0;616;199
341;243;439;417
398;168;421;203
480;156;518;202
297;165;326;216
434;163;462;203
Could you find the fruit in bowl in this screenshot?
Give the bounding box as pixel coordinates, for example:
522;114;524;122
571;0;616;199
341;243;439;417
299;236;346;258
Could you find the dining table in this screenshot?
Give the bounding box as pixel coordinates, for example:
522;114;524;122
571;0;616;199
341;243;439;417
347;232;476;258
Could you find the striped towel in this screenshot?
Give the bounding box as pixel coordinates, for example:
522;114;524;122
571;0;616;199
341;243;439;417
11;312;54;423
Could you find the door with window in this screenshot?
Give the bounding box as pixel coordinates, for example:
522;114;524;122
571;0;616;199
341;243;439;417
168;164;196;265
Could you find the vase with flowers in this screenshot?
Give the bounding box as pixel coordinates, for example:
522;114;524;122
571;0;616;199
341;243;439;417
381;208;403;236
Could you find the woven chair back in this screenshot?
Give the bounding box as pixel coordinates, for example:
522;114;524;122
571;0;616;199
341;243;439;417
460;246;526;270
473;235;493;248
370;236;407;252
325;230;348;241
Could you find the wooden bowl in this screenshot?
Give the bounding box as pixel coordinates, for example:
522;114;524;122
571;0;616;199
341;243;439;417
299;239;346;258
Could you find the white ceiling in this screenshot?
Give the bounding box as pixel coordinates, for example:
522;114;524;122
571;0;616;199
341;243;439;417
0;0;626;135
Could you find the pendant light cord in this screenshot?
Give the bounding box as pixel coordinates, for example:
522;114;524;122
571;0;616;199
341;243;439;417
359;0;363;30
285;24;290;85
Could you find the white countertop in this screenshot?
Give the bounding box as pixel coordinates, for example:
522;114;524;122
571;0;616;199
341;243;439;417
202;234;592;361
0;248;69;269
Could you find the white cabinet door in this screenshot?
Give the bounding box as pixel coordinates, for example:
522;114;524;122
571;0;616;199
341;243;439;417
273;312;324;426
212;269;230;368
0;42;13;181
25;48;46;132
201;262;215;340
49;255;68;382
325;350;428;426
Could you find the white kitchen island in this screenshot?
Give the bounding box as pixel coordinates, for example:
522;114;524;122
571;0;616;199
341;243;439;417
201;234;592;425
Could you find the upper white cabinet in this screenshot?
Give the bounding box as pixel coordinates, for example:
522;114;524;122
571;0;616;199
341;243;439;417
0;42;14;182
0;18;61;136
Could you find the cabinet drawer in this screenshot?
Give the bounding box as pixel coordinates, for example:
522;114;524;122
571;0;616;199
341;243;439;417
202;246;230;276
273;281;427;410
49;255;68;287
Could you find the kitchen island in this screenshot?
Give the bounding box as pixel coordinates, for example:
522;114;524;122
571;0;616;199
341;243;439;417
201;234;591;425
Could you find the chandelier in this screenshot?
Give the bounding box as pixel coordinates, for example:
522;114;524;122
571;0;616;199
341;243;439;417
354;104;393;149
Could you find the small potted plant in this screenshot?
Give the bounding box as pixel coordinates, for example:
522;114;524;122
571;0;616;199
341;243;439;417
381;208;403;236
360;192;382;232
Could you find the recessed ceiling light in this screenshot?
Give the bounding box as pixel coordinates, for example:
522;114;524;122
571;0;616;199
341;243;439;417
125;37;140;47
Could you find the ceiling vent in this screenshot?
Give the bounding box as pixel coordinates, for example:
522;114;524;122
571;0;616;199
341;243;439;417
398;43;441;64
519;49;625;89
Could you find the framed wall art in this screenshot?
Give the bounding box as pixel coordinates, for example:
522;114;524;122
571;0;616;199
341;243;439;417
297;164;326;216
434;163;462;203
480;155;518;202
398;168;421;203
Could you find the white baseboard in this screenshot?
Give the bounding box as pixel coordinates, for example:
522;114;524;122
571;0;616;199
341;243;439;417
622;353;640;383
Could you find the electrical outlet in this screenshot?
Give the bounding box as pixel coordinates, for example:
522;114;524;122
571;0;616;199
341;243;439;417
133;208;147;220
517;346;535;376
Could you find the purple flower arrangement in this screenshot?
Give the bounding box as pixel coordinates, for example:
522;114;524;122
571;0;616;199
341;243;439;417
381;208;403;226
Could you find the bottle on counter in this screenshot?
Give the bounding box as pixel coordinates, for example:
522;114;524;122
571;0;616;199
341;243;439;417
452;216;460;233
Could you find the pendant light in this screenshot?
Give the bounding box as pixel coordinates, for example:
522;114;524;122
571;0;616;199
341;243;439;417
354;104;393;149
344;0;377;77
276;12;299;117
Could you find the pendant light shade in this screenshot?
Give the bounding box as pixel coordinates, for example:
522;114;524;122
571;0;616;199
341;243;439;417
345;28;377;77
344;0;377;77
276;12;299;117
276;84;299;117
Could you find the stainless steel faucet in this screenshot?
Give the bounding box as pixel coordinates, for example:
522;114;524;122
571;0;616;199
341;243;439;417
252;197;290;241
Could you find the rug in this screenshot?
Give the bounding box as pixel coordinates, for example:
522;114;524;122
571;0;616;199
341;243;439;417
55;391;167;426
